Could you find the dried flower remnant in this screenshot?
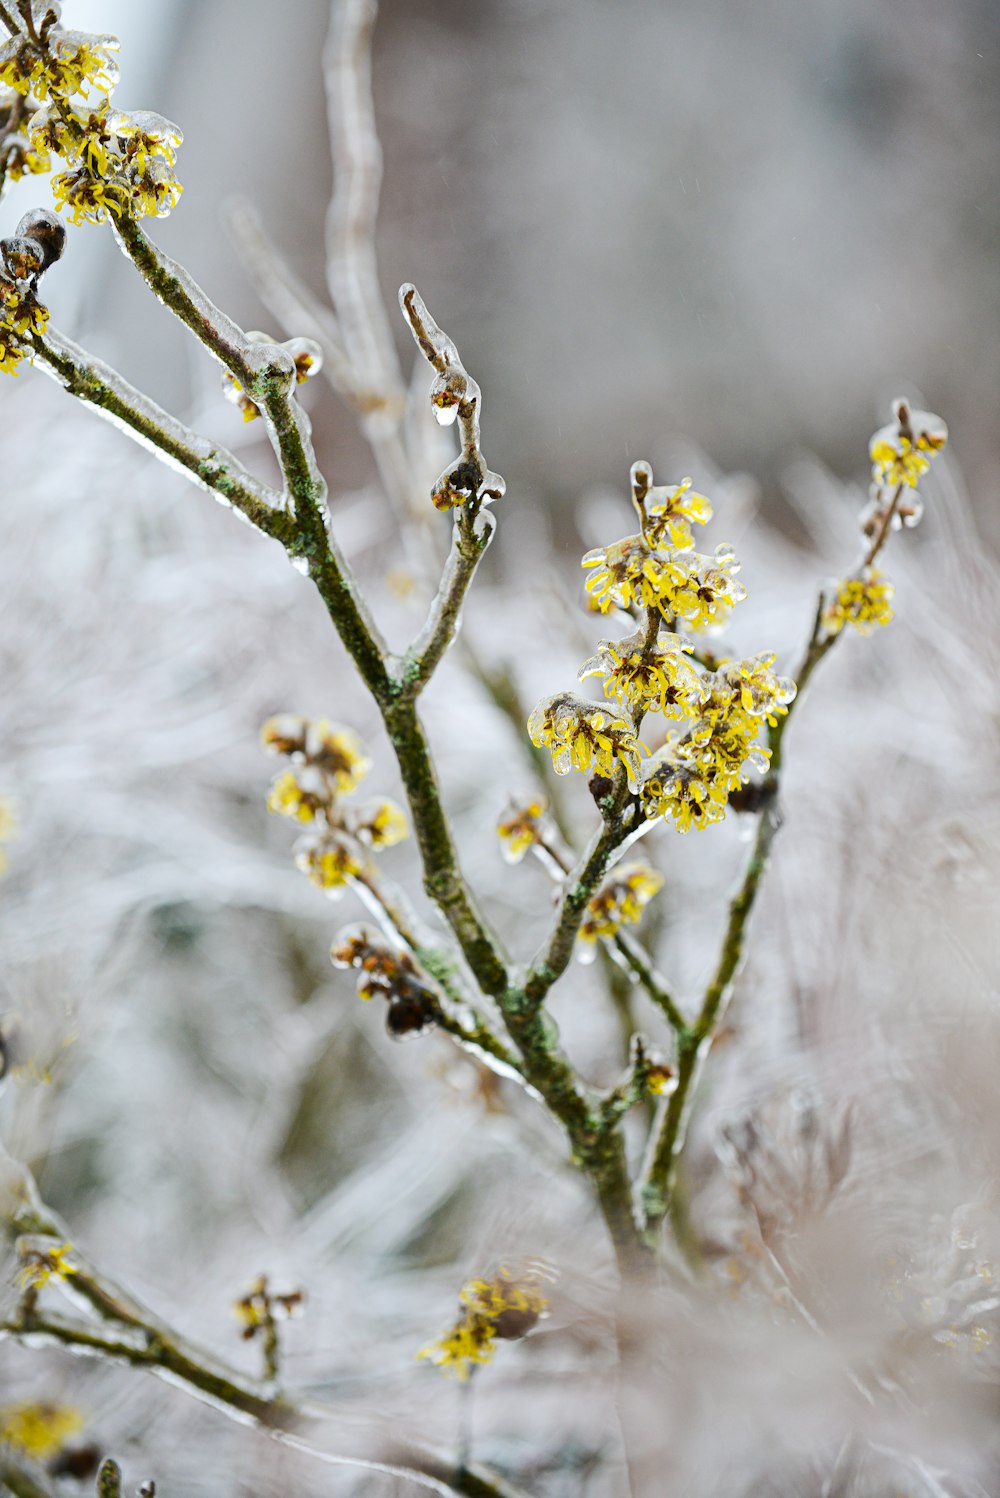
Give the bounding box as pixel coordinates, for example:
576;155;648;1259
0;1401;84;1459
233;1275;303;1340
822;568;895;638
528;692;644;790
418;1264;552;1380
222;332;322;421
330;925;439;1038
577;861;664;956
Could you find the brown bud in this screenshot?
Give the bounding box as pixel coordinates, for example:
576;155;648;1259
385;987;437;1039
14;208;66;273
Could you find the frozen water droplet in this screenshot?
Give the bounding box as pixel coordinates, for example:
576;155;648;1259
431;396;460;427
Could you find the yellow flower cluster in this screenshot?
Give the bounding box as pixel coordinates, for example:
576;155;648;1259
578;861;663;950
527;693;643;791
528;463;793;833
0;11;182;228
330;925;439;1037
262;714;406;896
822;568;895;637
418;1264;551;1380
641;655;795;834
0;1401;83;1459
869;400;948;490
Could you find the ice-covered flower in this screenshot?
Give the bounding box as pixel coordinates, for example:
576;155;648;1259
710;652;796;728
292;829;363;892
343;797;408;849
496;798;548;864
579;628;706;719
266;766;330;823
36;30;120;100
578;861;663;951
106;107;182;170
51;165;130;224
527;692;643;790
639;475;713;551
662;545;747;633
822;568;895;637
582;533;680;616
869;398;948;489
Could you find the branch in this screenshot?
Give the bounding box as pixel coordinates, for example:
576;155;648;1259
0;1452;57;1498
29;328;293;542
401;503;494;696
323;0;406;414
611;932;687;1036
1;1166;529;1498
640;801;782;1238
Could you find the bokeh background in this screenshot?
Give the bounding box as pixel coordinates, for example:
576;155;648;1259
2;1;1000;1495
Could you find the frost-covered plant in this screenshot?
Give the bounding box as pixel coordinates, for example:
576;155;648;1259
0;1;964;1496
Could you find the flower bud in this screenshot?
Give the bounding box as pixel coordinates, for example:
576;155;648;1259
14;208;66;273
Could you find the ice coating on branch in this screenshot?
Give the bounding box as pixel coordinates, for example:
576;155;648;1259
399;282;506;513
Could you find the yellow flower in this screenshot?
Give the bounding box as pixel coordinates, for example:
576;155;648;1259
710;652;796;728
582;533;681;616
51;167;129;224
107;108;183;171
640;476;713;551
527;692;643;790
292;831;363;892
578;861;664;948
345;798;408;849
16;1240;77;1291
822;568;895;637
660;545;747;633
266;767;329;823
579;629;706;720
496;798;547;865
869;399;947;489
0;1402;84;1459
36;30;121;101
419;1265;551;1380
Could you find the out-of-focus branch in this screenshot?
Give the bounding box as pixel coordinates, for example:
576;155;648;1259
401;504;493;695
222;198;357;398
0;1165;529;1498
323;0;406;416
0;1451;58;1498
